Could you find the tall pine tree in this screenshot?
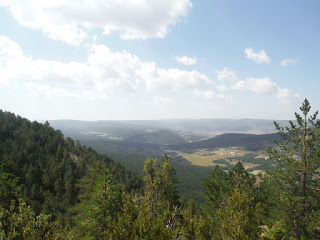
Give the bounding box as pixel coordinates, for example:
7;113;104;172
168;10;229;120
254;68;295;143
268;99;320;239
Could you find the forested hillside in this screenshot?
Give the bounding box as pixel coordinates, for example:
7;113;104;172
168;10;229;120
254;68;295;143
0;110;143;226
1;99;320;239
168;132;280;152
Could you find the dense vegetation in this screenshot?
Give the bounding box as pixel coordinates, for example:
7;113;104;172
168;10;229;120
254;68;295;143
74;138;215;201
0;110;143;226
1;99;320;239
58;125;281;202
123;129;187;145
213;153;277;172
168;132;280;152
74;132;280;201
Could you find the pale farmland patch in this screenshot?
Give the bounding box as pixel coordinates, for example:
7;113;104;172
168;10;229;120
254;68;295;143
174;147;251;167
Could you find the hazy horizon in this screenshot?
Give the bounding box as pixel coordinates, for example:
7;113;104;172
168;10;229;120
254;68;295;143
46;117;293;122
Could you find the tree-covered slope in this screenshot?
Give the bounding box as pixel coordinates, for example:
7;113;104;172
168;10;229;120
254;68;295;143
169;132;280;152
123;129;186;145
0;110;143;225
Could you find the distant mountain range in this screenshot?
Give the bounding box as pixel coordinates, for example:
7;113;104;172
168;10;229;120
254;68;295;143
168;133;280;152
49;118;290;144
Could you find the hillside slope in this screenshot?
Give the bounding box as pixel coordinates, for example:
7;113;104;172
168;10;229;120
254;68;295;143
0;110;143;224
168;133;280;152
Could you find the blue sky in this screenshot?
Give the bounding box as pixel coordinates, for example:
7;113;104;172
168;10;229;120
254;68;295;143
0;0;319;120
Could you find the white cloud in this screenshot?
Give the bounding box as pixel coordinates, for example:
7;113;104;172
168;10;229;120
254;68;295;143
245;48;270;64
0;36;139;96
276;88;300;104
193;89;231;101
281;58;298;66
175;56;197;65
1;0;192;45
215;67;237;91
139;64;212;91
217;67;237;82
0;0;10;6
232;77;300;103
154;97;173;104
25;82;109;100
233;77;278;94
0;35;212;99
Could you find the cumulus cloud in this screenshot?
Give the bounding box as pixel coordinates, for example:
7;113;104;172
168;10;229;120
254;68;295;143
232;77;300;103
214;67;237;91
175;56;197;65
193;89;231;101
0;0;192;45
276;88;300;104
217;67;237;82
233;77;278;94
245;48;270;64
139;64;212;91
281;58;298;67
0;36;212;99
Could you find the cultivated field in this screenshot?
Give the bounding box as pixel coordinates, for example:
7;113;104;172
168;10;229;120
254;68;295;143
175;147;250;167
174;147;271;175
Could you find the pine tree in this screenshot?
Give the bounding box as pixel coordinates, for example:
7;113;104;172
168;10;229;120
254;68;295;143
92;168;122;237
202;162;259;239
71;164;122;239
109;193;139;239
0;164;22;209
219;189;260;240
135;156;180;239
0;200;63;240
267;99;320;239
143;155;179;216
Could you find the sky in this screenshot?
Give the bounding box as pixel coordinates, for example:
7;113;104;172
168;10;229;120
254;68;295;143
0;0;320;121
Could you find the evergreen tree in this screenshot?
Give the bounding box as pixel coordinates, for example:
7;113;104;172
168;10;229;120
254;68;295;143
92;168;122;237
219;189;260;240
109;193;139;239
267;99;320;239
0;164;22;209
179;199;199;239
0;200;64;240
135;156;181;239
143;155;179;216
202;162;259;239
71;164;122;239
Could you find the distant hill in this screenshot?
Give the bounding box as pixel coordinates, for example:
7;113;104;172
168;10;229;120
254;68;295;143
123;129;186;145
49;118;290;143
168;133;281;152
108;118;289;134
